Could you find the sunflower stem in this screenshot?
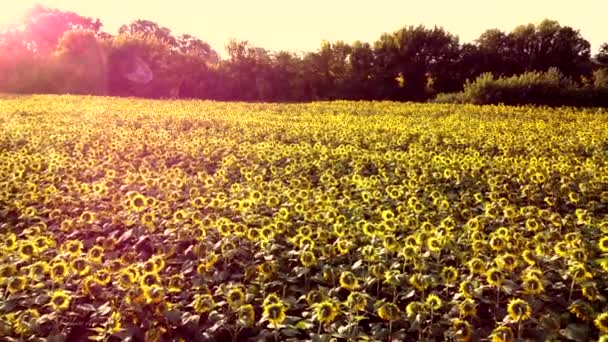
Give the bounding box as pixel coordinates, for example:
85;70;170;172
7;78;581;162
496;285;500;310
317;321;322;336
517;317;522;340
388;321;392;342
568;278;575;303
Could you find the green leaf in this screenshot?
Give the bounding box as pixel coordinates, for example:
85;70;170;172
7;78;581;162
559;323;590;342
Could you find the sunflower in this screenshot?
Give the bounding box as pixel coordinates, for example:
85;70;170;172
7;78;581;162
426;293;443;311
427;237;442;253
522;250;536;266
263;293;282;307
192;294;215;314
300;251;317;268
489;236;506;251
346;292;367;312
28;261;50;279
257;262;275;279
50;261;70;283
15;308;40;335
314;300;339;324
117;269;137;289
490;326;514;342
569;300;593;321
49;289;71;311
339;271;359;291
441;266;459;284
597;237;608;253
334;239;350;255
87;246;104;264
80;211;96;224
70;257;90;276
238;304;256;327
305;290;324;306
18;241;38;260
226;287;246;309
167;274;184;293
144;284;164;304
507;298;532;322
582;283;599;301
522;276;544;295
486;267;504;286
131;193;147;212
569;263;592;283
94;268;112;286
458;299;477;318
409;273;430;292
377;302;401;321
264;303;287;327
451;318;472;341
596;312;608;334
141;272;162;288
467;258;486;275
7;276;27;294
458;280;476;299
63;240;83;257
405;301;424;317
497;253;518;272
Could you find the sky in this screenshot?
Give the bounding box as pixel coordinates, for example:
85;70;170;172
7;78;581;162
1;0;606;56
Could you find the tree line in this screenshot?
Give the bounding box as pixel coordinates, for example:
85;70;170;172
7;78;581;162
1;5;607;102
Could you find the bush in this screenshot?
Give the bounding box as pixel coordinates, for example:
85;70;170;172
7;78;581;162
434;68;608;107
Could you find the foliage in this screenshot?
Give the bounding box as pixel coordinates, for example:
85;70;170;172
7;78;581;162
0;6;603;104
0;96;608;341
435;68;608;107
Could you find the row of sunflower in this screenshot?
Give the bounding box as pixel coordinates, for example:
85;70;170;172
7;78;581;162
0;95;607;341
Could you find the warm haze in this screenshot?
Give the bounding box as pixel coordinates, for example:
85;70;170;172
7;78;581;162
1;0;606;55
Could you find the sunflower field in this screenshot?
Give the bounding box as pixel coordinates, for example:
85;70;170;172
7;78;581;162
0;95;607;342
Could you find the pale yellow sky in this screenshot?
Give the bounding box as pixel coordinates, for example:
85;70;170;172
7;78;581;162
1;0;606;55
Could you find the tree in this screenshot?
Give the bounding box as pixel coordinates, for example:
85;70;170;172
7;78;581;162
118;20;177;48
53;29;108;95
373;25;460;101
22;5;102;55
107;33;178;98
596;43;608;65
508;19;590;78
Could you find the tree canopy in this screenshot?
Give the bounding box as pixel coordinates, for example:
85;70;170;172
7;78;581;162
0;6;605;102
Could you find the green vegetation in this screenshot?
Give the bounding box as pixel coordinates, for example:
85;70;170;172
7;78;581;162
0;96;607;341
1;5;607;105
435;68;608;106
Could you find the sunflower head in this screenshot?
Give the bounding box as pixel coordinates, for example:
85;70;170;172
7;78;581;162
314;300;339;324
569;299;593;321
458;299;477;318
70;257;90;276
490;326;514;342
7;276;27;294
522;276;544;295
346;292;367;312
226;287;246;309
451;318;472;341
441;266;459;284
596;312;608;334
238;304;255;327
87;245;104;264
507;298;532;322
300;251;317;268
193;293;215;314
339;271;359;291
425;293;443;311
49;289;71;311
377;302;401;321
405;301;424;317
486;267;504;286
50;261;69;282
264;303;287;327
